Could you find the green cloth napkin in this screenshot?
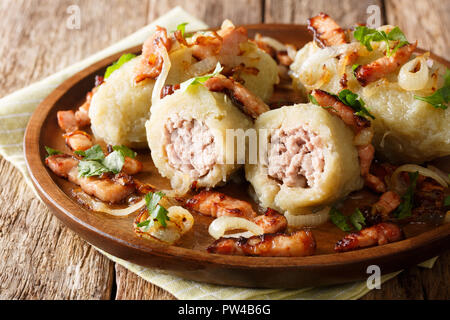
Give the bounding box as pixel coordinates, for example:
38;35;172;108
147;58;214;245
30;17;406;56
0;6;437;300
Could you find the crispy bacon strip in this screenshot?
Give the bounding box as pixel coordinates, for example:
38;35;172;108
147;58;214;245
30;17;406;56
207;230;316;257
57;77;102;132
204;76;270;119
334;222;403;252
307;13;347;47
372;191;401;220
45;154;135;204
355;42;417;86
185;190;256;219
310;89;370;134
185;191;287;233
135;26;172;83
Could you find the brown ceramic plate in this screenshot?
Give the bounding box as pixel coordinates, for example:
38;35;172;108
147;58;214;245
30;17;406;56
24;24;450;288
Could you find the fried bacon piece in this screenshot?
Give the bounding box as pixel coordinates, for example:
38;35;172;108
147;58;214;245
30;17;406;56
64;130;93;151
121;157;143;176
207;230;316;257
186;190;256;219
355;42;417;86
307;13;347;47
45;154;135;204
334;222;403;252
204;76;270;119
135;26;172;83
57;77;102;132
192;21;248;60
310;89;386;193
371;191;401;220
310;89;370;135
412;180;446;219
185;191;287;234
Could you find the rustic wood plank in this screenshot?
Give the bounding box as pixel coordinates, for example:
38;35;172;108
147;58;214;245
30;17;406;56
0;157;114;299
147;0;263;28
0;0;149;299
114;265;176;300
385;0;450;60
264;0;385;26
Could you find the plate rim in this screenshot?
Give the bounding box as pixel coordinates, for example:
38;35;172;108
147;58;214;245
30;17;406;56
23;23;450;278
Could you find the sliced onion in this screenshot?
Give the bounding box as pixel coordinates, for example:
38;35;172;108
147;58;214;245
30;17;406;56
255;33;287;52
391;164;449;195
398;55;429;91
286;44;297;61
136;206;194;245
73;190;145;217
208;216;263;240
188;56;219;77
285;207;330;228
427;165;450;185
151;46;171;106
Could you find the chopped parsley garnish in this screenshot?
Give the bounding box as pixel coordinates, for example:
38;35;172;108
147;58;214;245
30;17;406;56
176;22;189;38
337;89;376;120
414;69;450;110
45;146;62;157
137;192;170;228
393;171;419;219
444;195;450;207
112;145;137;159
74;144;104;161
180;63;224;91
350;208;366;231
309;94;319;105
330;207;367;232
104;53;137;79
78;160;111;177
352;64;360;72
76;144;137;177
329;207;352;232
353;26;409;57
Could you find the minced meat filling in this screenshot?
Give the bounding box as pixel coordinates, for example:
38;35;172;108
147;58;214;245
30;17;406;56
164;115;217;179
268;126;325;188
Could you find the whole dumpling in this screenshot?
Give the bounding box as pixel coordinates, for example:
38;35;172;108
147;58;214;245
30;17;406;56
290;32;450;164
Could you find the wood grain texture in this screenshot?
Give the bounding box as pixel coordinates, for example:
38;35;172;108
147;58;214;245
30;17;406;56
385;0;450;60
1;0;449;300
147;0;263;27
264;0;385;26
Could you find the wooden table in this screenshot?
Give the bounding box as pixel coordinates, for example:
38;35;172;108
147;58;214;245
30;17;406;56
0;0;448;300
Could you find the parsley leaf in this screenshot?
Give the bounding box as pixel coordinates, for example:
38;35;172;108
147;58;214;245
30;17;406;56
112;145;137;159
352;64;360;72
309;94;319;105
414;69;450;110
179;63;224;91
354;26;409;57
104;53;137;79
78;160;110;177
337;89;376;119
76;144;137;177
102;151;125;174
176;22;189;38
350;208;366;231
393;171;419;219
143;191;170;228
74;144;105;161
45;146;62;157
444;195;450;207
329;207;352;232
